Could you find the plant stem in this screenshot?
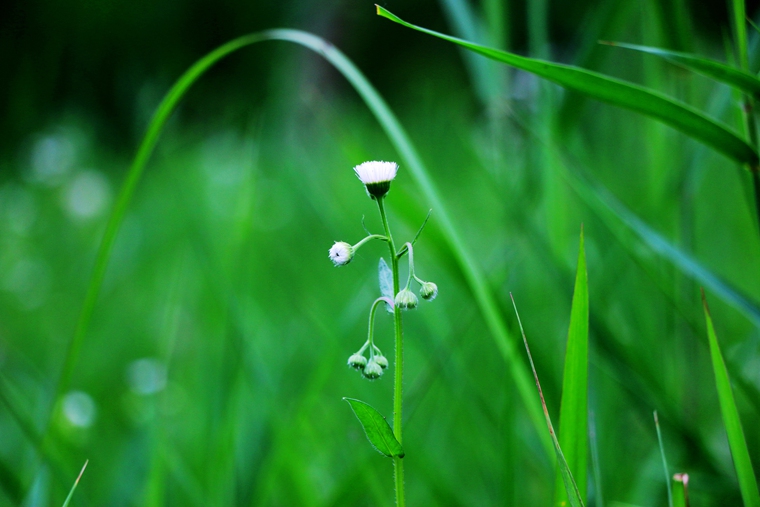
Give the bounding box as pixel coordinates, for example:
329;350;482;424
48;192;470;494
377;197;405;507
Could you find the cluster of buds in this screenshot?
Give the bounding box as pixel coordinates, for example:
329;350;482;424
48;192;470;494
347;340;390;380
329;161;438;381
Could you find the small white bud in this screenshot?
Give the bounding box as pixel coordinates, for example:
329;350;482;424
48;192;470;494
374;355;389;369
347;353;367;370
353;161;398;200
362;360;384;380
420;281;438;301
329;241;354;267
394;288;418;310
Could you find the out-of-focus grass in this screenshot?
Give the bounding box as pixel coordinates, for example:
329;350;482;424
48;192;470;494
1;2;760;506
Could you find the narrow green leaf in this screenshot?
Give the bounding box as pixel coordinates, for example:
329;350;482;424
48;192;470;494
510;295;585;507
343;398;404;458
61;460;88;507
555;227;589;506
376;6;758;166
654;411;674;507
600;41;760;96
701;291;760;507
378;258;394;313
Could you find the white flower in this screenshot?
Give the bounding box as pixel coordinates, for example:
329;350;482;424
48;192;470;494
329;241;354;266
353;161;398;199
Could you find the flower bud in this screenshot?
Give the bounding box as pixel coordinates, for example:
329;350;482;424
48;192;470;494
329;241;354;267
394;288;418;310
420;281;438;301
347;353;367;370
374;355;389;369
362;360;384;380
353;161;398;200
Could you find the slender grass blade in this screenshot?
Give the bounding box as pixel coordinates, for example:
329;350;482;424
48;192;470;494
701;290;760;507
510;294;585;507
376;6;758;166
600;42;760;96
61;460;88;507
555;227;589;505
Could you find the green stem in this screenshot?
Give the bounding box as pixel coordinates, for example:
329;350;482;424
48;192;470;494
354;234;388;250
377;197;405;507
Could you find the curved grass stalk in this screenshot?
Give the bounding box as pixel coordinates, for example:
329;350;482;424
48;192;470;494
47;28;553;477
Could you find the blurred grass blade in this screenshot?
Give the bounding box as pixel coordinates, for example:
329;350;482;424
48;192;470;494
376;6;758;166
343;398;404;458
701;290;760;507
555;227;589;506
558;158;760;327
655;411;674;507
61;460;88;507
732;0;749;71
600;42;760;96
672;473;690;507
510;294;585;507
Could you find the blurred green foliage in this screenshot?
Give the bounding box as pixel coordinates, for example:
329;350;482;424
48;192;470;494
2;0;760;505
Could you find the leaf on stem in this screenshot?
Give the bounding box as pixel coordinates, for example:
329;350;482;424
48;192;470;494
701;290;760;507
379;258;394;313
344;398;404;458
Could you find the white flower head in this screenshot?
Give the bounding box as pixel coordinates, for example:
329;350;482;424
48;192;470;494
329;241;354;266
353;161;398;200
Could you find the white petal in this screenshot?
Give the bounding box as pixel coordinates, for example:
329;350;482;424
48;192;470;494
353;161;398;184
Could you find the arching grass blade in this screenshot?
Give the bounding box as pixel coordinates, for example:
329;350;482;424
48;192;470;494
600;42;760;96
376;5;758;166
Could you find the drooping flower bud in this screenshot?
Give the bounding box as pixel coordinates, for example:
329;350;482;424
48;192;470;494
394;288;418;310
347;353;367;370
353;161;398;200
329;241;354;267
420;281;438;301
362;359;384;380
374;355;389;369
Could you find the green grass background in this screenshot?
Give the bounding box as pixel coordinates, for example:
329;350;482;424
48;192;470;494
2;0;760;505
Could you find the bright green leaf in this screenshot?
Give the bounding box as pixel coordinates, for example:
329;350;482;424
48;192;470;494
601;41;760;96
376;6;758;166
702;291;760;507
555;227;589;505
343;398;404;458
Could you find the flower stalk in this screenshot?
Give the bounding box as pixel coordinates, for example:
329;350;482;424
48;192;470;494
331;160;436;507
